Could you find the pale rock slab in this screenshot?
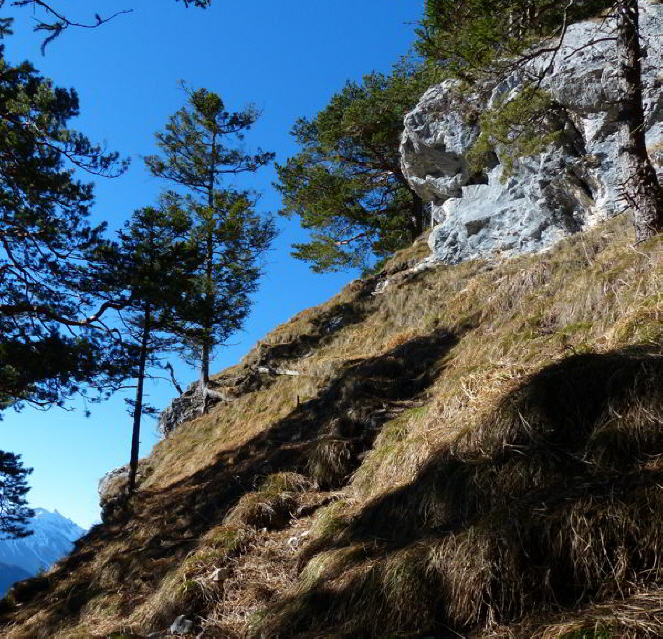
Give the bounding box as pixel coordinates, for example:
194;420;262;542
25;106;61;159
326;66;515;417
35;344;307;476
401;1;663;264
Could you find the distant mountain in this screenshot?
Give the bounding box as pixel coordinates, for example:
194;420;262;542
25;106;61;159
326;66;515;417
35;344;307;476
0;562;31;596
0;508;86;591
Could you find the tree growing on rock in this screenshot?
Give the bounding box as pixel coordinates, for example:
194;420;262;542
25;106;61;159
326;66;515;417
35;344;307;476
417;0;663;241
145;86;276;391
276;65;433;273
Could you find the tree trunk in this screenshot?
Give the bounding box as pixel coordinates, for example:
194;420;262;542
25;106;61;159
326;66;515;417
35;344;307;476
128;302;151;494
200;223;213;388
200;137;219;391
615;0;663;241
409;192;426;240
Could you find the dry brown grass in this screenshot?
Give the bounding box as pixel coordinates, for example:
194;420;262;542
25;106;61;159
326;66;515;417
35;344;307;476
2;216;662;638
223;472;313;530
255;348;663;637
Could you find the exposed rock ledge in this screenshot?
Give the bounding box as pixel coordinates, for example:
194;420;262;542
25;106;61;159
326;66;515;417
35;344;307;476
401;0;663;265
157;342;311;438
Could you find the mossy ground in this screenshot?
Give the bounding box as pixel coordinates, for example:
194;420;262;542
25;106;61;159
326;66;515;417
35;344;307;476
1;216;662;638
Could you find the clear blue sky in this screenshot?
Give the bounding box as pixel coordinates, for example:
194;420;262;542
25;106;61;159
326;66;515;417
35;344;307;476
1;0;424;529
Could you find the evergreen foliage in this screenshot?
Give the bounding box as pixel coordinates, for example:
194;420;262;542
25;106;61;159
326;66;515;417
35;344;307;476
99;203;198;493
180;189;276;386
0;451;33;539
467;85;560;178
276;66;433;274
0;19;133;412
145;86;276;386
417;0;613;84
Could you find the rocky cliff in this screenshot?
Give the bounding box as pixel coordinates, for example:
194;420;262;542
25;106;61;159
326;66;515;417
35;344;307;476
401;0;663;264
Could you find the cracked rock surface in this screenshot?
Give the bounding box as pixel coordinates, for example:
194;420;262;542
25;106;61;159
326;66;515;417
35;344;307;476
401;1;663;264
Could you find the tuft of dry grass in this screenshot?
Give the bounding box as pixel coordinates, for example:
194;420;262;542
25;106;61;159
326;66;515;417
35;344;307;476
305;438;356;489
223;473;319;532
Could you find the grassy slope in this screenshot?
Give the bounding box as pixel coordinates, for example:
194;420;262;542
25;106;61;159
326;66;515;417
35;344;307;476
1;216;662;638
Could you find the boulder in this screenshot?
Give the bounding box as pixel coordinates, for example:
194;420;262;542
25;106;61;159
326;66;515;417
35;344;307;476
97;464;130;521
170;615;194;635
98;460;152;520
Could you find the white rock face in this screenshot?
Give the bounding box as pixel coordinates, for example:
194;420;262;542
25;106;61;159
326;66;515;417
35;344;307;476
401;0;663;264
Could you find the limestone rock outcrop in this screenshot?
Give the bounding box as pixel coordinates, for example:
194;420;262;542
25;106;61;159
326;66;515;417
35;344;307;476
401;0;663;264
158;381;205;438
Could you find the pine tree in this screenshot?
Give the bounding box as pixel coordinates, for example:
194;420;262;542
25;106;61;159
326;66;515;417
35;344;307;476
180;189;276;390
417;0;663;241
0;19;132;412
275;65;433;274
0;451;34;539
100;203;197;493
145;87;276;388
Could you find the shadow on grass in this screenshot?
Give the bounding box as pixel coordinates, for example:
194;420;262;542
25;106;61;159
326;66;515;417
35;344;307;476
257;347;663;638
243;282;379;370
0;326;459;634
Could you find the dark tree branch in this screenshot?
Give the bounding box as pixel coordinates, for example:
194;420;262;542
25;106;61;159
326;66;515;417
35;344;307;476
0;297;130;328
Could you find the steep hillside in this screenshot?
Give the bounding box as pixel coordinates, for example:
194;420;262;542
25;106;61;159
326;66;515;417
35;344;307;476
1;215;662;638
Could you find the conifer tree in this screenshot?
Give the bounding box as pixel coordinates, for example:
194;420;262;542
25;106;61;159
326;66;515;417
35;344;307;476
417;0;663;241
145;87;276;389
100;203;197;493
0;451;34;539
0;18;132;412
180;189;276;391
276;65;433;273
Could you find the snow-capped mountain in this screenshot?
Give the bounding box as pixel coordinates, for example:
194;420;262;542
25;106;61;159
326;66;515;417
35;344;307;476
0;562;31;596
0;508;86;583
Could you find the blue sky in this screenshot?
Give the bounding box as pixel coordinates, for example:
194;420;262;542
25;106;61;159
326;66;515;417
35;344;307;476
1;0;424;529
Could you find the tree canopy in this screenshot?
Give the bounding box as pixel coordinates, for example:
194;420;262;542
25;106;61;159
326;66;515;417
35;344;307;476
0;451;33;539
146;87;276;387
0;23;134;412
276;65;433;274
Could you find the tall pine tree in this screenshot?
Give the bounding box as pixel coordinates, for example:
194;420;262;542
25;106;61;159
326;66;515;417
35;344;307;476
100;203;197;493
145;87;276;388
